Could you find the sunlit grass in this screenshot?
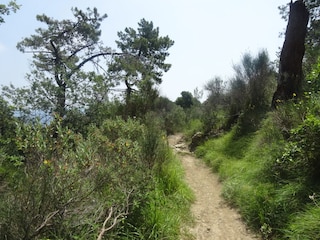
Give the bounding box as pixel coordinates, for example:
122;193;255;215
286;206;320;239
193;113;320;239
135;150;194;239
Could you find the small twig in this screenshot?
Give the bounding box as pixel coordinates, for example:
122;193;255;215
97;206;115;240
97;190;133;240
35;210;59;233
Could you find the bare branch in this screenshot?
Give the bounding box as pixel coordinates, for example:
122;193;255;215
67;52;124;79
97;190;133;240
34;210;59;233
23;50;53;54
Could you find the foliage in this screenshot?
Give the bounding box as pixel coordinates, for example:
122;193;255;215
230;50;276;110
0;115;193;239
175;91;194;109
0;0;19;24
274;113;320;183
226;77;247;125
0;97;18;153
4;7;113;119
122;83;160;118
226;50;276;134
195;96;320;239
122;133;194;239
198;50;276;136
305;54;320;93
184;118;203;139
109;18;174;115
154;97;186;134
204;76;227;107
0;118;144;239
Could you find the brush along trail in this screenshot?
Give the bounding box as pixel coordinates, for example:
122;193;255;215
168;134;259;240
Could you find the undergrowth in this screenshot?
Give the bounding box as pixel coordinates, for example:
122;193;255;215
0;117;193;239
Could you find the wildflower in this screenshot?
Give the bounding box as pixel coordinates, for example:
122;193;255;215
309;193;315;201
43;159;51;165
293;92;297;97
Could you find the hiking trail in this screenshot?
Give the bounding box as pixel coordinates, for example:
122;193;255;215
168;134;260;240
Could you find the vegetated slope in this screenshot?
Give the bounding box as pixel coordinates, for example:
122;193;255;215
168;134;259;240
195;100;320;239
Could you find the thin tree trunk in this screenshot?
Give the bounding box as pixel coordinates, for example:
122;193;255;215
272;0;309;107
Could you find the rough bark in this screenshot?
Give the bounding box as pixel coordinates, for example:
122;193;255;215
272;0;309;107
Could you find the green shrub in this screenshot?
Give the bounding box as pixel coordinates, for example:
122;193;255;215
234;108;268;136
1;116;195;239
184;118;203;139
0;118;152;239
0;97;18;154
274;114;320;183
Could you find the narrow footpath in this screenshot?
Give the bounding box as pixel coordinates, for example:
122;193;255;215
168;134;259;240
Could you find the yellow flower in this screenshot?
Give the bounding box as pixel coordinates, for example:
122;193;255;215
43;159;51;165
293;92;297;97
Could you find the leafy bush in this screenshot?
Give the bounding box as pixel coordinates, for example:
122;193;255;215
184;119;203;139
0;116;193;239
153;97;187;134
0;97;18;154
274;114;320;183
0;118;149;239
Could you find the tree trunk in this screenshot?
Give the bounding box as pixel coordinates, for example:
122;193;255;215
272;0;309;107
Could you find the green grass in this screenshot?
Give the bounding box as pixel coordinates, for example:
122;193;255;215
124;150;194;240
194;112;320;239
286;206;320;239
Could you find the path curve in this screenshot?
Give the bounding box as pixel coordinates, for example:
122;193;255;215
168;134;259;240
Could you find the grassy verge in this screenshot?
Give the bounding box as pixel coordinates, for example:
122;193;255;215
122;148;194;240
195;109;320;239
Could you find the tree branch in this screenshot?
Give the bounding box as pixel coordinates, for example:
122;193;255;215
35;210;59;233
97;190;133;240
67;52;124;79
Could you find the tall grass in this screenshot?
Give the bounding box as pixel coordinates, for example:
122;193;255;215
118;119;194;239
120;150;194;240
286;205;320;239
141;152;194;239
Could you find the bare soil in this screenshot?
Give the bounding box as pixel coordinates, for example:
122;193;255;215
168;134;260;240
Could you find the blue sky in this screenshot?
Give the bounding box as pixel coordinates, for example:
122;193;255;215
0;0;289;101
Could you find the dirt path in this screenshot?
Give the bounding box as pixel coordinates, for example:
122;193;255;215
168;134;259;240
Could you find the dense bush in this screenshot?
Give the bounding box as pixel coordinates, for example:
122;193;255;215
274;114;320;183
0;97;18;154
0;118;145;239
0;117;193;239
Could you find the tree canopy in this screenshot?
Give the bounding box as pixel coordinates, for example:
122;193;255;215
175;91;194;109
0;1;19;24
8;7;114;119
109;18;174;100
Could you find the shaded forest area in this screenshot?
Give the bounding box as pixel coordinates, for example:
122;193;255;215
1;0;320;239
